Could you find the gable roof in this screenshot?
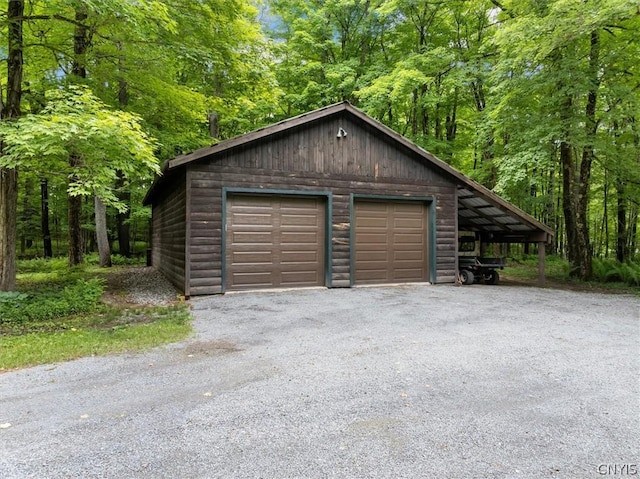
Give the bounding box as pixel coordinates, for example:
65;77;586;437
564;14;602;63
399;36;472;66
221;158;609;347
144;101;552;242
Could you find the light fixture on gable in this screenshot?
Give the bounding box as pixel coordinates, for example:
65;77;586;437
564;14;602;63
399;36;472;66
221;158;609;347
337;127;347;138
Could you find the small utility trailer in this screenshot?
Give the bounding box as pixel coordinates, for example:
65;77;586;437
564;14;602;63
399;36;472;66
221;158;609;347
458;233;506;285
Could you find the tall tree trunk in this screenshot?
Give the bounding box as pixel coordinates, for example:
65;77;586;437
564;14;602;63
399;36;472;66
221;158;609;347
0;169;18;290
67;6;90;266
41;178;52;258
560;31;599;279
20;176;31;255
616;179;628;262
68;192;83;265
95;197;111;267
629;208;638;256
446;87;458;143
601;179;609;258
72;8;89;78
115;172;131;257
560;122;577;266
0;0;24;291
115;74;131;257
572;31;600;280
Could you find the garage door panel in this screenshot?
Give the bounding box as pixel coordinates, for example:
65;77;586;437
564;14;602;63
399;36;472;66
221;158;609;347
394;250;424;261
231;231;274;245
226;195;326;291
356;216;389;228
393;203;422;213
355;271;388;284
281;251;322;264
393;268;425;280
394;217;424;228
354;200;428;285
280;231;321;244
229;271;274;286
393;232;424;244
356;233;388;245
230;212;273;225
280;214;320;226
230;251;273;264
356;261;390;271
280;272;322;286
356;250;388;261
279;198;318;208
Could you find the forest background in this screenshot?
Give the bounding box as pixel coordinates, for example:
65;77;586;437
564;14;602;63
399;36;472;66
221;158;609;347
0;0;638;292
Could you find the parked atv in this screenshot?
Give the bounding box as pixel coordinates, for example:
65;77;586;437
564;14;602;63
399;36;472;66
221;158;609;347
458;234;505;285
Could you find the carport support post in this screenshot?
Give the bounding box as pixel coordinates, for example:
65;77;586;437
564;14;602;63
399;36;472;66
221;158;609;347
538;242;546;287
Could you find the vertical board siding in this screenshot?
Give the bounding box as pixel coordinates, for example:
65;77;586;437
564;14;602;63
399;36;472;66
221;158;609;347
152;171;186;292
214;117;450;184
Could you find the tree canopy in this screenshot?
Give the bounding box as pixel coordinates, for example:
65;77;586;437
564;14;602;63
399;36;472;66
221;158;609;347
0;86;159;208
0;0;638;288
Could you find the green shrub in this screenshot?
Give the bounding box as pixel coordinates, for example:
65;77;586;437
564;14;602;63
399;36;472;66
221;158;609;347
593;259;640;287
17;256;69;274
0;278;104;325
84;252;146;266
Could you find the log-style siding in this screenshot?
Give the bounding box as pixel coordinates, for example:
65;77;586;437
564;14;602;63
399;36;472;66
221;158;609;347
151;170;186;292
185;114;458;296
147;103;553;295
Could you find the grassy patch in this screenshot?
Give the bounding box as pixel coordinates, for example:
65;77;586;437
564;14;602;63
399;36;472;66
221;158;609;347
1;258;192;371
0;305;191;371
503;255;570;282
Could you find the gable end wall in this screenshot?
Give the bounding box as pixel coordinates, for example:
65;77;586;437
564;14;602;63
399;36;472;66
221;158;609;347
186;114;457;296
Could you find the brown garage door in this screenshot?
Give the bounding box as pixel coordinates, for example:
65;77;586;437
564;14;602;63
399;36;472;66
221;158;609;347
226;194;326;291
354;200;428;285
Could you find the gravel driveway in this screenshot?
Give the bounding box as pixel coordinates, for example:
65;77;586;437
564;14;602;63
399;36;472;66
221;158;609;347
1;285;638;478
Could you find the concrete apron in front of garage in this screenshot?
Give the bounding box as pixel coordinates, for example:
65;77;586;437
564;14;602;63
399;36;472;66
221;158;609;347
1;285;638;478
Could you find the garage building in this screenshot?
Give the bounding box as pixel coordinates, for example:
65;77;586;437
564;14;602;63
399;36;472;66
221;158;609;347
143;102;552;296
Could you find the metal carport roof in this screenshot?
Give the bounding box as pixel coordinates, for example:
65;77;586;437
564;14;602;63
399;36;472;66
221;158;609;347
457;186;552;244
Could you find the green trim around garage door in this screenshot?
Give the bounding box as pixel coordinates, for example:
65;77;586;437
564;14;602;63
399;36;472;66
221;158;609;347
221;188;332;293
349;194;437;286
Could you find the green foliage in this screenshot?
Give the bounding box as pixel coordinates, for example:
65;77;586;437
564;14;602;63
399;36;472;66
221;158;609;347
505;254;571;282
592;259;640;287
85;253;147;266
0;278;104;326
0;304;192;370
506;254;640;289
1;257;193;369
1;0;638;279
17;256;70;274
0;86;160;212
0;292;29;303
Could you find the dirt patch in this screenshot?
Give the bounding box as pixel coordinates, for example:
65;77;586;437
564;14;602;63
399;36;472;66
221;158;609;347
183;340;242;357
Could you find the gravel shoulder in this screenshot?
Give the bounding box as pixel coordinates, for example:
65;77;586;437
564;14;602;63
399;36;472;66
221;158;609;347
104;266;180;305
1;284;638;478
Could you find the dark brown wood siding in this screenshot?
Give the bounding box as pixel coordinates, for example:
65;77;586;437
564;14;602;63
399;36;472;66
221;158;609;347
210;116;450;183
151;170;186;293
184;113;457;296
